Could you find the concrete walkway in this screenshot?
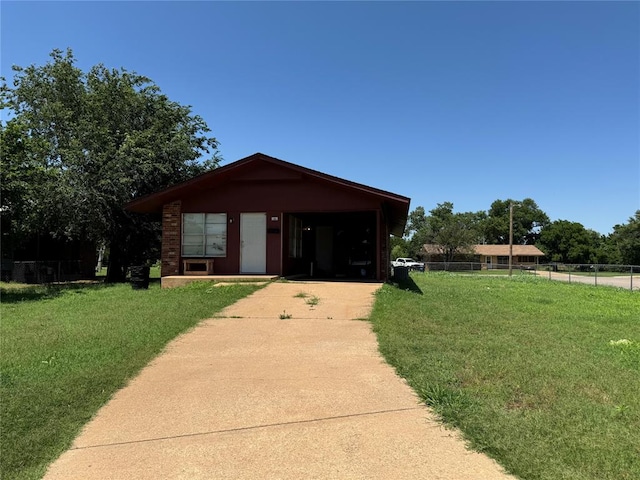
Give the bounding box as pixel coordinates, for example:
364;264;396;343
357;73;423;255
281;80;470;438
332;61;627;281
44;281;513;479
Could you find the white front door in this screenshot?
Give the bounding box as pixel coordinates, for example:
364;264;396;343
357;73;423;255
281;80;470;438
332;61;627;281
240;213;266;273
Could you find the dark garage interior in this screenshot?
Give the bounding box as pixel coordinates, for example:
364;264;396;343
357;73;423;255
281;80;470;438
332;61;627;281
284;211;377;279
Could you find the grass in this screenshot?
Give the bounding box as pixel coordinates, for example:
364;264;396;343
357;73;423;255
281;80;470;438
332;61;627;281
457;269;536;276
1;280;262;480
293;291;319;306
370;272;640;480
305;295;320;306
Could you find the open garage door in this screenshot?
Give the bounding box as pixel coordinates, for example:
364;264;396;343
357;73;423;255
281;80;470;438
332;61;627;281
284;211;377;279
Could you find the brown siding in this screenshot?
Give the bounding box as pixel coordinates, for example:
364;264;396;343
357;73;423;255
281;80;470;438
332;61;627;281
180;179;381;214
210;213;239;274
265;212;282;275
161;201;181;276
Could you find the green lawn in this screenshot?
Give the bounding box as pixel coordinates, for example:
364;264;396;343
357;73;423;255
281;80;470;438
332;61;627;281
370;273;639;480
457;269;536;276
1;281;262;480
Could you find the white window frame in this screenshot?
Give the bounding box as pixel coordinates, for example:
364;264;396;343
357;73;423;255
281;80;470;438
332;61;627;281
182;213;227;257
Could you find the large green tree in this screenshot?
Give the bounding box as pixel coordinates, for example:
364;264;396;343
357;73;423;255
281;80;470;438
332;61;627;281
608;211;640;265
389;235;409;260
538;220;602;264
426;203;484;262
483;198;549;245
405;202;484;261
1;49;220;281
404;205;430;257
0;119;53;250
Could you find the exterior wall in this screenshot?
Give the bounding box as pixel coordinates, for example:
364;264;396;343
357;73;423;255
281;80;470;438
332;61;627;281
265;213;282;275
378;212;390;282
194;210;281;276
180;178;382;214
161;201;181;276
515;255;540;267
164;206;384;278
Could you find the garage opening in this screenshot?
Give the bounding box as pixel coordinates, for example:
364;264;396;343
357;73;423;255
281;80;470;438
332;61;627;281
284;211;377;279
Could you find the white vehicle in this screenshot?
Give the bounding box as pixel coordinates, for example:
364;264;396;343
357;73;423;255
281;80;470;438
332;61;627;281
391;257;425;271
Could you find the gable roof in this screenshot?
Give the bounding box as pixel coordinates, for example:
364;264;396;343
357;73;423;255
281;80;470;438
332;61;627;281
472;244;545;257
125;152;410;236
423;244;545;257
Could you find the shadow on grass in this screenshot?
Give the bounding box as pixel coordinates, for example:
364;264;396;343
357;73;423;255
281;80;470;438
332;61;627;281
1;277;165;304
0;281;114;304
389;276;423;295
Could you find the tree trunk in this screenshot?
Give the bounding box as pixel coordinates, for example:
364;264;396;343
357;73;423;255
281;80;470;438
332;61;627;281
105;241;127;283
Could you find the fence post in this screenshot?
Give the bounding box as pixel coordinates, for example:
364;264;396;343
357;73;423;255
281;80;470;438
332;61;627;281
631;266;634;291
595;265;598;287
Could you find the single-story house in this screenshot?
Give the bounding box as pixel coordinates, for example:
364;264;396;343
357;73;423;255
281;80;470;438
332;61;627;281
422;244;545;269
474;244;545;269
126;153;410;282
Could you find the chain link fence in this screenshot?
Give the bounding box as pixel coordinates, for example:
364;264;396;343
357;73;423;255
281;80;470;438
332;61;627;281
418;262;640;291
7;260;93;284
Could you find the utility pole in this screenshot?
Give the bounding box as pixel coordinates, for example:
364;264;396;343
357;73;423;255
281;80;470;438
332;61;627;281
509;202;514;277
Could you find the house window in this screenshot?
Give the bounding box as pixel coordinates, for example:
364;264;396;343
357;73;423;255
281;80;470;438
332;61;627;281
518;256;535;263
289;216;302;258
497;256;509;265
182;213;227;257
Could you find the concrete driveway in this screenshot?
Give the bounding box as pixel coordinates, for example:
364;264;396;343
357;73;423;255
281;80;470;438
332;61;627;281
44;281;513;479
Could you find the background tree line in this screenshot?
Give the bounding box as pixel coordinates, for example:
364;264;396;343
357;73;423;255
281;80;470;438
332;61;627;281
394;199;640;266
1;49;220;282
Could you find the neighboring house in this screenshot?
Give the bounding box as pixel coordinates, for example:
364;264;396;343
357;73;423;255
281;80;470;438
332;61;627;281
422;244;545;269
474;244;545;269
126;153;410;282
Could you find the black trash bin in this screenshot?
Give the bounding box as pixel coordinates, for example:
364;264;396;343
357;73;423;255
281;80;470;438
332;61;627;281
130;265;150;290
393;265;409;281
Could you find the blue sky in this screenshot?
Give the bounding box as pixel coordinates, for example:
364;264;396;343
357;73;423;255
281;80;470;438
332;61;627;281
2;1;638;235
